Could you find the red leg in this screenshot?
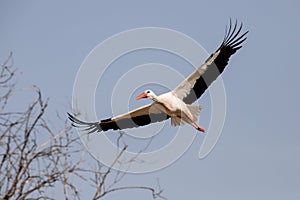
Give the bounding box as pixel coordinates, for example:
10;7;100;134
182;112;205;133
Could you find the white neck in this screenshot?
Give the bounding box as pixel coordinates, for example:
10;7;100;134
149;93;158;102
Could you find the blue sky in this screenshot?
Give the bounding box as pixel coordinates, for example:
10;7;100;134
1;0;300;199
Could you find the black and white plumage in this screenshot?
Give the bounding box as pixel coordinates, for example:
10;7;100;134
68;20;248;134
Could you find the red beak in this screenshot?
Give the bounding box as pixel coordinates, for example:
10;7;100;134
135;93;148;100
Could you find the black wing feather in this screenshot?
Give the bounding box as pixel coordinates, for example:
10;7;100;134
67;112;169;133
182;20;248;104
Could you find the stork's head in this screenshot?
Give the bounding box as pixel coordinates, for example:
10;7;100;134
135;90;156;100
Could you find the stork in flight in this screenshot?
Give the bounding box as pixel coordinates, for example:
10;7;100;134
68;20;248;134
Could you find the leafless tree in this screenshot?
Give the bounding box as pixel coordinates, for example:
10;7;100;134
0;53;166;200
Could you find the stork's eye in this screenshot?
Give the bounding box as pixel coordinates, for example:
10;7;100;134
146;91;150;94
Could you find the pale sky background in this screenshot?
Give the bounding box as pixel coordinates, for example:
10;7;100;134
1;1;300;200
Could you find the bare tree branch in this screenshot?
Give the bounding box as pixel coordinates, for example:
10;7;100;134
0;53;166;200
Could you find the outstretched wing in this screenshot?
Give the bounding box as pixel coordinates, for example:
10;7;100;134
173;20;248;104
68;103;170;133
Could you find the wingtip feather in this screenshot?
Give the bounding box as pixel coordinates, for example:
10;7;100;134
220;19;248;51
67;112;101;134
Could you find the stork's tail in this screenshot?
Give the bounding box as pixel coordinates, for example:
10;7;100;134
170;105;202;127
171;116;186;127
67;113;101;134
187;105;202;121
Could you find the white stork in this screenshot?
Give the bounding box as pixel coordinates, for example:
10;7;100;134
68;20;248;134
